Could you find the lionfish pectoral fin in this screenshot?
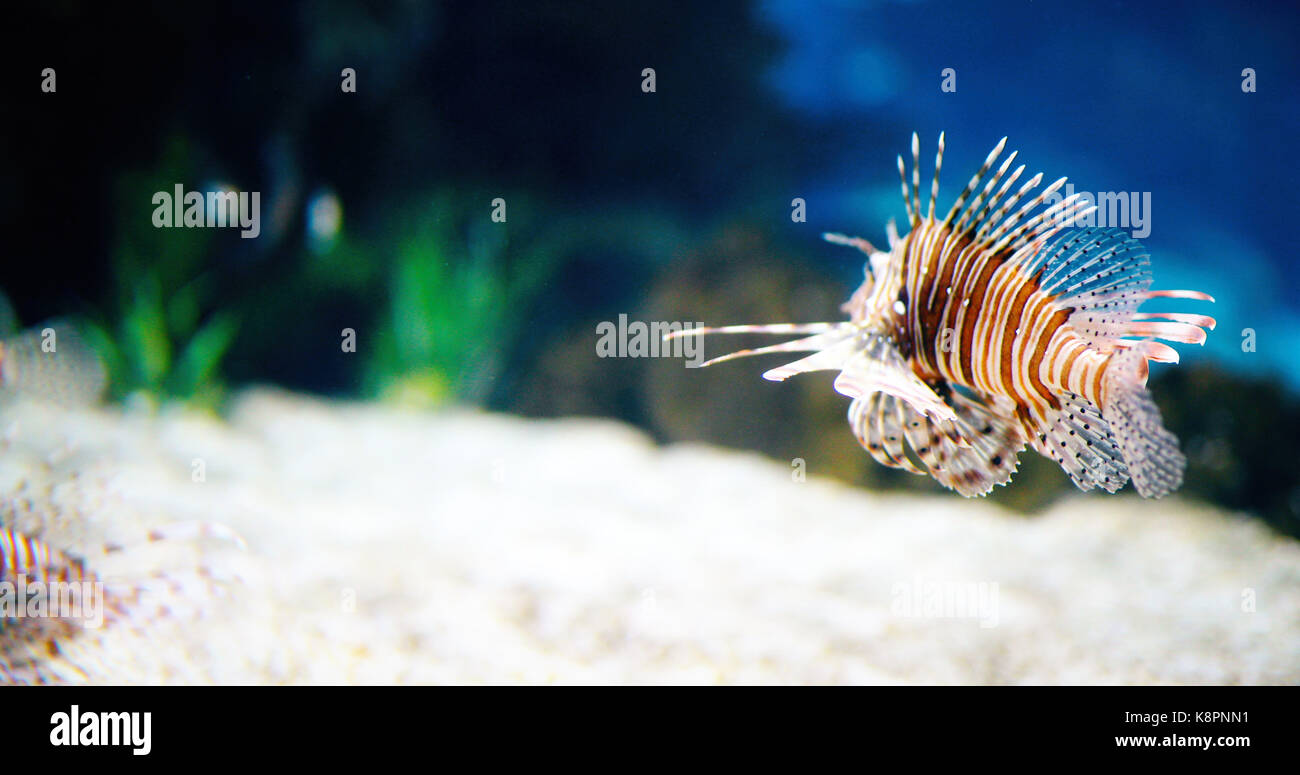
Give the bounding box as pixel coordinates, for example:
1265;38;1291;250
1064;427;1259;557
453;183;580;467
663;323;849;368
818;340;960;430
850;385;1029;496
904;389;1028;496
930;391;1030;496
663;323;841;341
682;323;959;432
1099;348;1184;498
849;393;926;475
760;334;863;382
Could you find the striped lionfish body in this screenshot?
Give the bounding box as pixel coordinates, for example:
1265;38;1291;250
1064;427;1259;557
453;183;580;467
0;527;113;652
671;133;1214;497
0;527;96;591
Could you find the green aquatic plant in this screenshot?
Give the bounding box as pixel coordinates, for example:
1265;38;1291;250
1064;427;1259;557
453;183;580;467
85;135;239;407
365;193;556;407
85;265;239;407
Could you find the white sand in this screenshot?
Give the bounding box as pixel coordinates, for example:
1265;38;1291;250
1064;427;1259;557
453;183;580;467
2;389;1296;684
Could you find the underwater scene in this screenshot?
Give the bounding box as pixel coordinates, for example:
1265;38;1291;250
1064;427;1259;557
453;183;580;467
3;0;1298;686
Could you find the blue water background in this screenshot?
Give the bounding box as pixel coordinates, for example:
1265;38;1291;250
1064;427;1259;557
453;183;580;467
757;0;1299;384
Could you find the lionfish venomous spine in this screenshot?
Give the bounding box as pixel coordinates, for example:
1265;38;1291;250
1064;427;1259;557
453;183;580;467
671;133;1215;498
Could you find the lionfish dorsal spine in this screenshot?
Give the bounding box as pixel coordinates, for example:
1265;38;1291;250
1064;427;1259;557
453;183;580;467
943;136;1007;230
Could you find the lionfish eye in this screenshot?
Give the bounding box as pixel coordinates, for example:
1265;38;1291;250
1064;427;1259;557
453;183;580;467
894;288;908;315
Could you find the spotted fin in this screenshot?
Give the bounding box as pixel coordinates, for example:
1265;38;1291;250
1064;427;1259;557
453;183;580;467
899;401;965;474
943;390;1028;495
906;389;1027;496
1031;227;1215;352
849;393;925;474
1029;392;1130;493
851;384;1027;496
1101;348;1184;497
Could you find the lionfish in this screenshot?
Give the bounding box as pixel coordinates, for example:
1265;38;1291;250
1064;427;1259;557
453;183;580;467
670;133;1214;498
0;311;245;682
0;318;106;407
0;521;246;683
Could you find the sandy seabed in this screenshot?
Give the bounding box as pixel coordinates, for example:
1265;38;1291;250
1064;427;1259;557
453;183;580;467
1;389;1296;685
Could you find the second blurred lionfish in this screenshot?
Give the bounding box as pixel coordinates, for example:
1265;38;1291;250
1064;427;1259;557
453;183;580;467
0;520;246;683
0;301;244;682
669;134;1214;497
0;296;106;407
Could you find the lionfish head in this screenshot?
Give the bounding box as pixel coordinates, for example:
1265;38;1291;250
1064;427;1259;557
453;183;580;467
826;230;899;326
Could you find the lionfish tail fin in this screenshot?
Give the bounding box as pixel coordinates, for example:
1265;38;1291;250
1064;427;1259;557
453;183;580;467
1102;348;1185;498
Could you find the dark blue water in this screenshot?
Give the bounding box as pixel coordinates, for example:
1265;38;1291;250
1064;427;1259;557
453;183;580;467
758;0;1299;384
